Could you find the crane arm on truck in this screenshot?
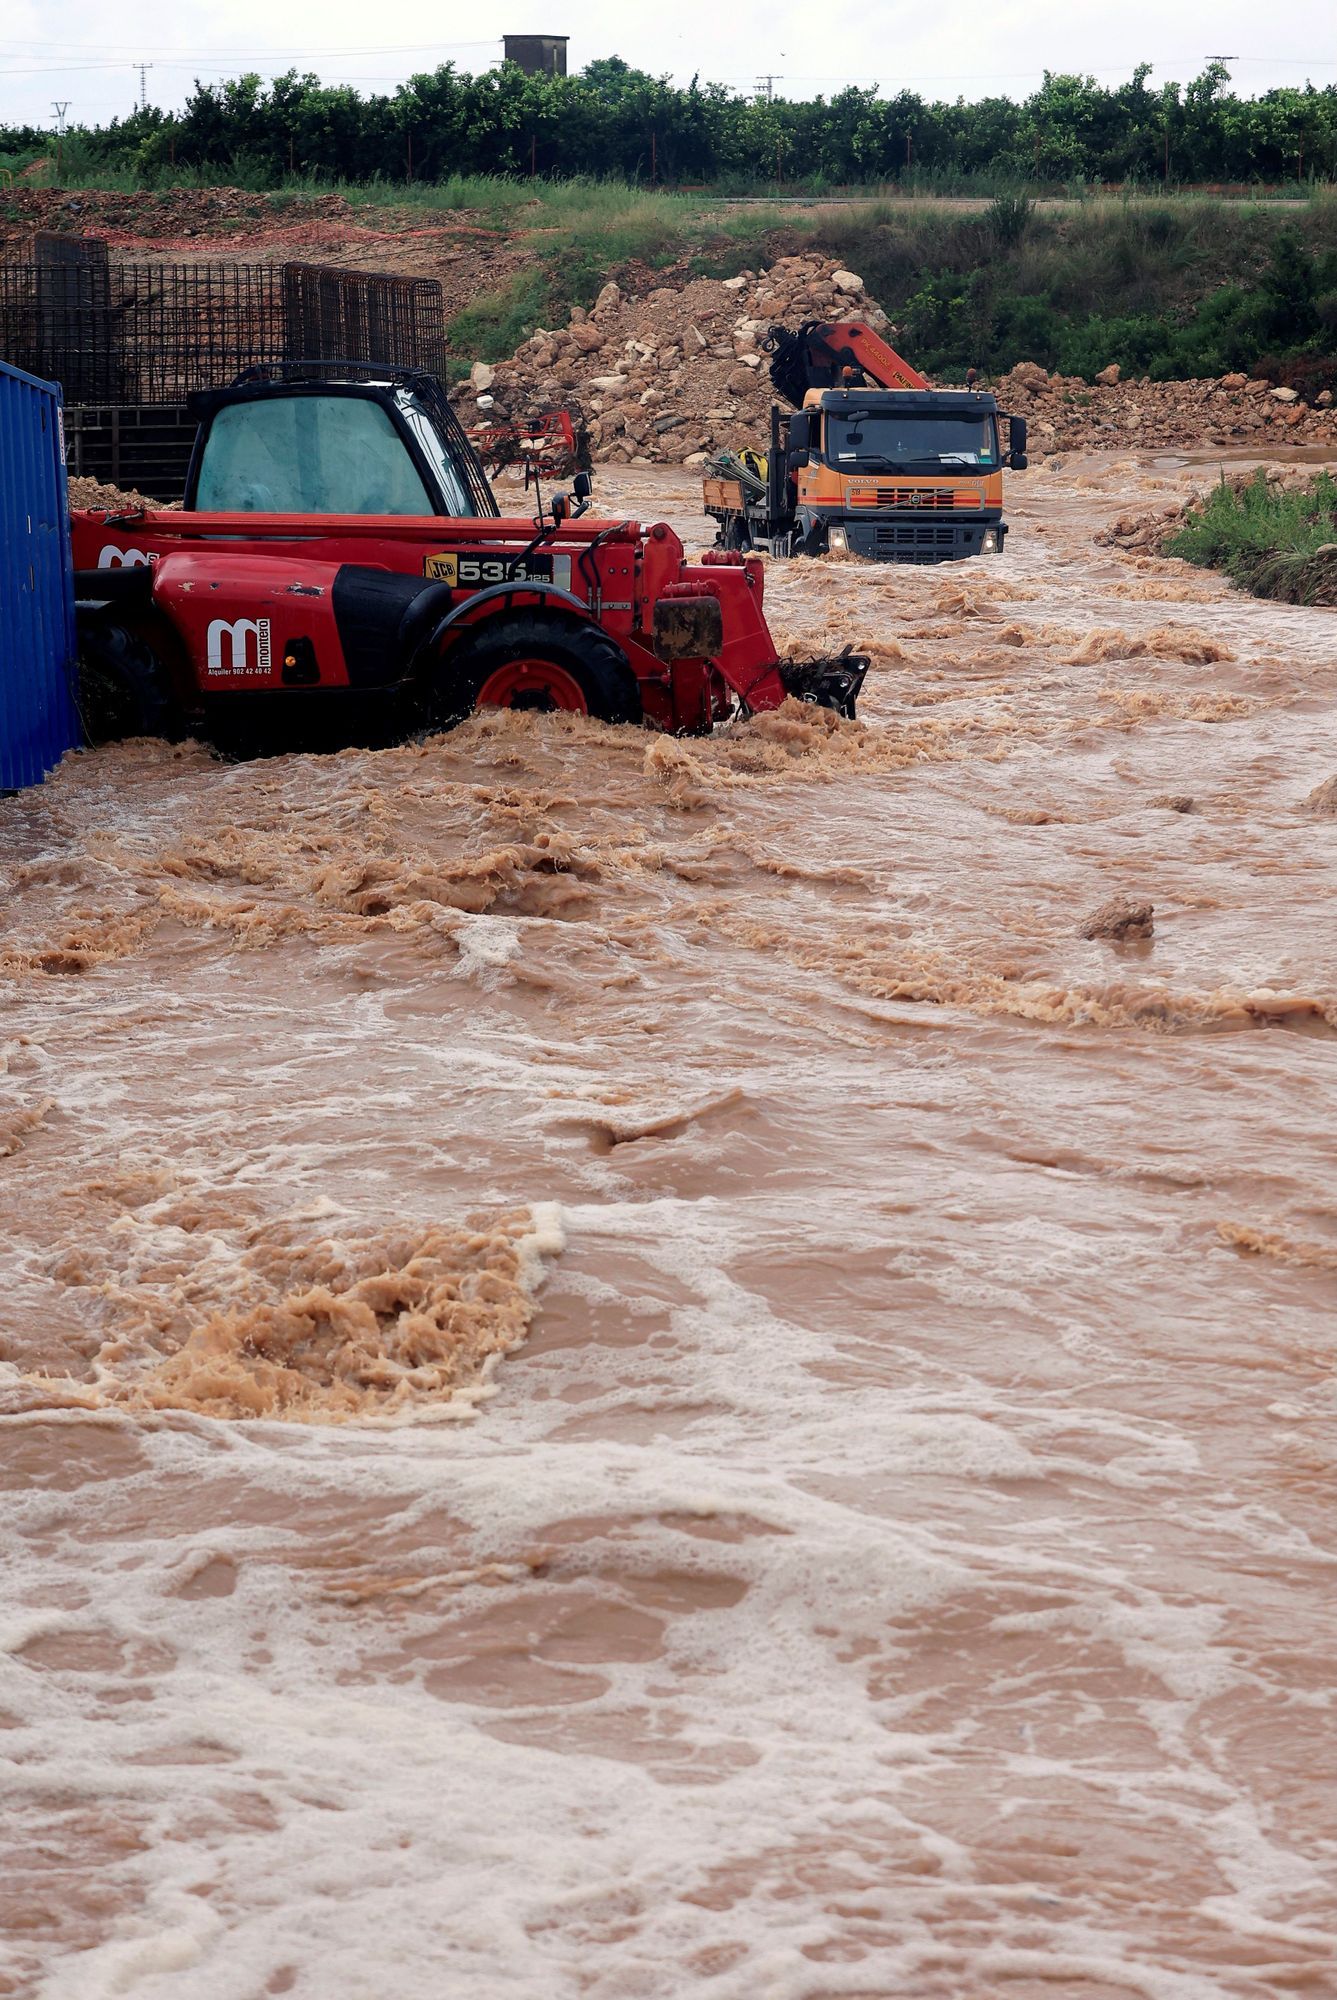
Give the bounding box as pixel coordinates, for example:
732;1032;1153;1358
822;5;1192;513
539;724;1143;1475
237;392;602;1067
763;319;929;406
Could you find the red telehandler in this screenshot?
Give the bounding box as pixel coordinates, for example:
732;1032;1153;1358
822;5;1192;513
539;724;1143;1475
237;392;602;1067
70;364;866;749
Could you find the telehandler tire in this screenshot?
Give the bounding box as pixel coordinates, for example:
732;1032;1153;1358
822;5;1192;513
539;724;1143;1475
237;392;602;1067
429;615;643;730
75;621;177;746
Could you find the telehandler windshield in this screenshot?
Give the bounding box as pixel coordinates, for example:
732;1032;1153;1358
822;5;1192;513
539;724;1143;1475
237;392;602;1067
194;393;478;515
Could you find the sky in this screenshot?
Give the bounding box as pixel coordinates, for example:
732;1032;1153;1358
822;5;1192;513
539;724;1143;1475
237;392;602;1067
2;0;1334;131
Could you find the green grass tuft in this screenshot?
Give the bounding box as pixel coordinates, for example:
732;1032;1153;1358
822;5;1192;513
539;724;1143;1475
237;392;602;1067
1166;471;1337;603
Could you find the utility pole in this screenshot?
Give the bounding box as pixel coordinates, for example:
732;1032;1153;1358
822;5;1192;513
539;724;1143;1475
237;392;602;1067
51;101;69;181
755;75;780;104
133;62;154;112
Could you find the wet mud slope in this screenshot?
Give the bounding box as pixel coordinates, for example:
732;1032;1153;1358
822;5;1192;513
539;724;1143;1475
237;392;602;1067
2;451;1335;1998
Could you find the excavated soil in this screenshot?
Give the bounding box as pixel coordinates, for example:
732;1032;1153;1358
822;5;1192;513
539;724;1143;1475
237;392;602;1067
4;448;1337;1998
2;186;540;319
461;259;1337;465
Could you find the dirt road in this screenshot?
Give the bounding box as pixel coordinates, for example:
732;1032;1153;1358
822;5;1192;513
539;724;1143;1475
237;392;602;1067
2;453;1335;1998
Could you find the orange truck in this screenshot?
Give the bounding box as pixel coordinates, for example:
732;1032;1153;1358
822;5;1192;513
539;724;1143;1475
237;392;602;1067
704;320;1028;564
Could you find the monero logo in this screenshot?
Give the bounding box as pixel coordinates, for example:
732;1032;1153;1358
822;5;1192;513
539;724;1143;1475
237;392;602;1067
206;616;272;676
98;545;151;567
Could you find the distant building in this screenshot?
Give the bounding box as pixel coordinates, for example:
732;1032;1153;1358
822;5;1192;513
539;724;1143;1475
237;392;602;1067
503;35;568;77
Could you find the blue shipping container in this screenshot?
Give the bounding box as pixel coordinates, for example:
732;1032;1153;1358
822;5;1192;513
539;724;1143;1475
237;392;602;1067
0;360;79;789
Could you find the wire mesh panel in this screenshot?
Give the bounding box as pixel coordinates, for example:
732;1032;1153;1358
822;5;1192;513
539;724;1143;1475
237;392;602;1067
31;234;117;402
281;264;446;375
113;263;289;400
0;262;40;379
1;246;447;405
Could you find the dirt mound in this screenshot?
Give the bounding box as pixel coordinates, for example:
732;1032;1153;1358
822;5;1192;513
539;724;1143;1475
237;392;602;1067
1003;365;1337;454
1;189;537;316
452;254;889;466
67;475;166;512
461;259;1337;467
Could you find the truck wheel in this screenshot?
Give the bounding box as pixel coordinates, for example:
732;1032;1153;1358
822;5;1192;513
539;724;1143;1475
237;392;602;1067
431;616;642;729
720;515;750;552
75;621;177;746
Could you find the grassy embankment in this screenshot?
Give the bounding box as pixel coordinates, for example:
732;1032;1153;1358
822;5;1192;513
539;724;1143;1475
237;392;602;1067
5;164;1336;387
432;182;1337;390
1167;473;1337;605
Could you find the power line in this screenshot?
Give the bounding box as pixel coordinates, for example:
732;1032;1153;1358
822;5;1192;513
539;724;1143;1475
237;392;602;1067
0;36;501;57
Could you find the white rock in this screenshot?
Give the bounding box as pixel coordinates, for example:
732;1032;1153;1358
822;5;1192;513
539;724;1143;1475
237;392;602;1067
721;275;748;292
1270;385;1300;403
684;452;710;466
740;353;762;368
593;281;621;316
832;270;864;295
588;374;625;393
469;362;495;392
686;325;708;352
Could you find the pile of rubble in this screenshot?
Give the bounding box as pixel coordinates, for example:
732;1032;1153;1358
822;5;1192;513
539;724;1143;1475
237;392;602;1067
998;361;1337;453
453;257;1337;464
450;255;889;466
67;476;167;511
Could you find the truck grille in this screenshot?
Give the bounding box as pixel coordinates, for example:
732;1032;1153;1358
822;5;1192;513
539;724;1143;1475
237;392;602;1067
874;523;959;548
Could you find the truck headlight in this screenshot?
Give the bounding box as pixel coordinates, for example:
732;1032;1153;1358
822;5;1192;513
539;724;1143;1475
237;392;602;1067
828;526;848;553
981;527;1000;554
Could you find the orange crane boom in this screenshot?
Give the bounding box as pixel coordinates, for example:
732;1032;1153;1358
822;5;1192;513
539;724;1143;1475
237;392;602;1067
763;319;929;403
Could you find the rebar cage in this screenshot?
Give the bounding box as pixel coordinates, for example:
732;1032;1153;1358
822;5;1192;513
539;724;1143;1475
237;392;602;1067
0;239;447;404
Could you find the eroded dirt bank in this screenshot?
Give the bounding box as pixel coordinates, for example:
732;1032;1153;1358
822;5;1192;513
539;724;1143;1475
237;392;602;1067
2;452;1335;1998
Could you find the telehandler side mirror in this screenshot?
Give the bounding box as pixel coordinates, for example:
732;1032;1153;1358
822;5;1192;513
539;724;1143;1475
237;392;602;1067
573;470;592;500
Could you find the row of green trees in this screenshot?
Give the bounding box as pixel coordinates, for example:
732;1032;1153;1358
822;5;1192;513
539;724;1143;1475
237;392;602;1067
3;59;1336;189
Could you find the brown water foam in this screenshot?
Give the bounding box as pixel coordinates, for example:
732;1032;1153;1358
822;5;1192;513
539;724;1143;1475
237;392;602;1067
19;1204;563;1423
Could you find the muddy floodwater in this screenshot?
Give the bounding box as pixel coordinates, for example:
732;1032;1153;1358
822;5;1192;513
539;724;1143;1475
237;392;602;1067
2;453;1335;1999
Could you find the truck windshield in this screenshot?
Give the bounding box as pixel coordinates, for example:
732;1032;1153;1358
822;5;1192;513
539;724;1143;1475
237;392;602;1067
828;412;1000;473
194;395;437;515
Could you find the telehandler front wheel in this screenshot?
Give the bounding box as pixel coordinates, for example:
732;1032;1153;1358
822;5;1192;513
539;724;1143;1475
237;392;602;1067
75;621;177;746
429;616;643;730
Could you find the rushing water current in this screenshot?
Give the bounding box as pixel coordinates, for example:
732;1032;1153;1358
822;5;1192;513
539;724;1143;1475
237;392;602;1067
2;454;1335;1999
